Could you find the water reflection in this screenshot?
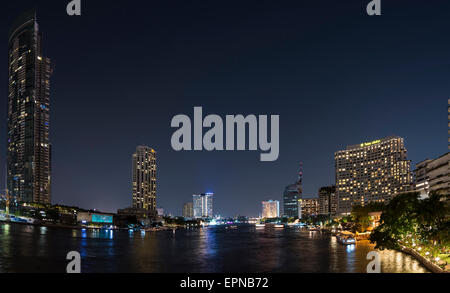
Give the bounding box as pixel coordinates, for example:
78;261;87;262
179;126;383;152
0;223;429;273
346;244;355;253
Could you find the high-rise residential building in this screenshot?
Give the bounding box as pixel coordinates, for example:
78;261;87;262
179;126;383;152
318;186;337;217
414;153;450;197
7;11;52;204
283;163;303;218
132;146;157;212
335;136;413;215
182;202;194;218
193;193;213;218
300;198;319;218
262;200;280;218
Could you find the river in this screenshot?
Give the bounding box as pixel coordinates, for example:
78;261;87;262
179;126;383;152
0;223;428;273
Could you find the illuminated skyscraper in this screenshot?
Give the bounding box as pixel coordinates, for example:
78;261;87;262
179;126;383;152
335;136;412;215
283;163;303;218
7;11;52;203
193;193;213;218
262;200;279;218
132;146;157;212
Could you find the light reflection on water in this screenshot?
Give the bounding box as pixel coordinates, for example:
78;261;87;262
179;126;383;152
0;223;429;273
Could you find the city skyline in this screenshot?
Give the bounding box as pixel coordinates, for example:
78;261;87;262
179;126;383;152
0;1;448;217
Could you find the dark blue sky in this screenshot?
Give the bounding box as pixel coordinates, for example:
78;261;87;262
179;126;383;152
0;0;448;216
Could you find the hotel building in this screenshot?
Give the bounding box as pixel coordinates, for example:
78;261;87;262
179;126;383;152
132;146;157;212
7;11;52;204
335;136;413;215
193;193;213;218
262;200;280;218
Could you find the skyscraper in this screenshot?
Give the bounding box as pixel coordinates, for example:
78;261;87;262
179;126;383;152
132;146;157;212
262;200;279;218
193;193;213;218
335;136;412;215
182;202;194;218
282;163;303;218
7;11;52;204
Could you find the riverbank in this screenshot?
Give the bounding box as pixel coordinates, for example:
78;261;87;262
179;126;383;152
0;218;182;232
399;246;449;273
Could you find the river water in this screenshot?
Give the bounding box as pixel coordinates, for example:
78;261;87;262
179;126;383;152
0;223;428;273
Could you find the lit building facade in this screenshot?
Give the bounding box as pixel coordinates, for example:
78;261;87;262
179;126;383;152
414;153;450;196
132;146;157;212
300;198;319;218
193;193;213;218
318;186;337;217
262;200;280;218
182;202;194;218
335;136;413;215
7;11;52;204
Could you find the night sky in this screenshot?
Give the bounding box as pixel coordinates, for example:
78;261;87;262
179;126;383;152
0;0;448;216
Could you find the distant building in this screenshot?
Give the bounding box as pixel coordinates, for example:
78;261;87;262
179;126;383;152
283;184;302;218
300;198;319;218
262;200;280;218
414;152;450;196
335;136;413;215
132;146;157;212
156;208;164;217
283;163;303;218
193;193;213;218
78;211;115;226
182;202;194;218
318;186;337;217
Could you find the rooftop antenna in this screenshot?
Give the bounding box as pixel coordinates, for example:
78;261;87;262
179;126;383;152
297;162;303;185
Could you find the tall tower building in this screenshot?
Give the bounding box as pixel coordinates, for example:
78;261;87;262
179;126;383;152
335;136;412;215
7;11;52;203
193;193;213;218
132;146;157;212
283;162;303;218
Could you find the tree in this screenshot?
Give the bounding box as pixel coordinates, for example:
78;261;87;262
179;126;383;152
417;192;449;246
370;192;420;250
